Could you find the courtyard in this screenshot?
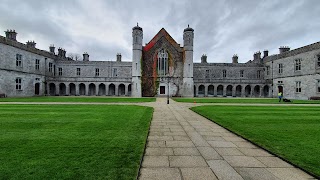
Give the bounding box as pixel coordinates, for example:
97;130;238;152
0;97;318;179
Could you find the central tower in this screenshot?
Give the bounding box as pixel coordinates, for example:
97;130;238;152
131;24;143;97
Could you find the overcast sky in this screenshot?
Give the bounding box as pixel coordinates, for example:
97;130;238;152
0;0;319;63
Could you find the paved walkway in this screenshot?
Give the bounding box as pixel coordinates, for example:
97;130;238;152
139;98;315;180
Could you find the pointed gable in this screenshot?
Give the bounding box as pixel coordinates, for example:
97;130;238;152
143;28;182;52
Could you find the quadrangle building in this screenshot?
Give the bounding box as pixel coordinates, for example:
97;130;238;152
1;24;320;100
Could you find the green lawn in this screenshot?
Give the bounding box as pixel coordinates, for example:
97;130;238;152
0;96;155;103
174;98;320;104
0;104;153;179
191;106;320;177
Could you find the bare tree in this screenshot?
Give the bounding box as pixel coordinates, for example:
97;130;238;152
68;53;82;61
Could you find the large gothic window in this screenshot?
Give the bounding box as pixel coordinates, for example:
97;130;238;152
157;49;168;76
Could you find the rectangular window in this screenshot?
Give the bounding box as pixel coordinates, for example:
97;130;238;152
16;78;22;90
35;59;40;70
113;68;118;77
240;70;244;77
95;68;100;76
223;70;226;78
266;66;270;76
49;62;53;72
317;55;320;66
318;80;320;93
58;67;62;76
77;68;81;76
296;81;301;93
205;70;209;78
295;59;301;71
16;54;22;67
278;64;283;74
257;70;261;78
135;63;138;70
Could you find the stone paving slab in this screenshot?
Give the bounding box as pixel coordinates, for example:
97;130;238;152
181;167;218;180
138;98;315;180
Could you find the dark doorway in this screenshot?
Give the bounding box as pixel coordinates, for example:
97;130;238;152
160;86;165;94
35;83;40;95
278;86;283;94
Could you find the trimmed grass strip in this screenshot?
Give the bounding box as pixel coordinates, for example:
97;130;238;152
174;98;320;104
191;105;320;177
0;97;156;103
0;104;153;179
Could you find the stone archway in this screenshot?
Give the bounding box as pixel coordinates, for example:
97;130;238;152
119;84;125;96
98;83;106;96
88;83;96;96
245;85;251;97
198;85;205;96
263;85;269;97
69;83;76;96
49;83;56;96
217;85;223;96
35;83;40;95
236;85;242;97
59;83;66;96
253;85;260;97
226;85;233;96
79;83;86;95
109;84;115;96
208;85;214;96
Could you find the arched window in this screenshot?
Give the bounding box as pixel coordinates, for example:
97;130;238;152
157;49;168;76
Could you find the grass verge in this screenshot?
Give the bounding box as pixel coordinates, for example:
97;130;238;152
0;96;156;103
191;105;320;178
0;104;153;179
174;98;320;104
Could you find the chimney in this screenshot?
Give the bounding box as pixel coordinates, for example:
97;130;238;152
253;51;261;61
83;52;89;61
263;50;269;58
58;48;63;57
5;29;17;41
279;46;290;54
63;49;66;58
49;44;55;54
201;54;207;63
26;41;36;48
116;53;122;62
232;54;238;63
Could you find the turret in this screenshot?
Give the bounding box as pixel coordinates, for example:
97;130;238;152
131;23;143;97
263;50;269;58
182;25;194;97
232;54;238;63
5;29;17;41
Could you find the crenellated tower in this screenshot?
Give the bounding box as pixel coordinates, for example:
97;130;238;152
182;25;194;97
131;23;143;97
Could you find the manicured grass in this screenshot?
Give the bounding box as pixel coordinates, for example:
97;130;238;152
174;98;320;104
0;104;153;179
0;96;156;103
191;106;320;177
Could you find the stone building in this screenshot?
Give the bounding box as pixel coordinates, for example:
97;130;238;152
0;25;320;99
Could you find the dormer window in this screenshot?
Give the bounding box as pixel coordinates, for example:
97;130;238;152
157;49;168;76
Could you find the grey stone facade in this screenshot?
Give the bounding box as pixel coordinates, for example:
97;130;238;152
0;27;320;99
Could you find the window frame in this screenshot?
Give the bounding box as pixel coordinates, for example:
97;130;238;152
295;59;301;71
222;70;227;78
157;49;169;76
278;63;283;74
240;70;244;78
58;67;62;76
16;78;22;90
76;68;81;76
95;68;100;77
257;70;261;78
112;68;118;77
35;59;40;70
48;62;53;72
16;54;22;67
296;81;301;93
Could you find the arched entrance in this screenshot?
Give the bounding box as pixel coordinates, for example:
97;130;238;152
208;85;214;96
69;83;76;96
89;83;96;96
59;83;66;96
253;85;260;97
128;84;132;96
98;83;106;96
198;85;205;96
109;84;115;96
217;85;223;96
119;84;125;96
35;83;40;95
79;83;86;95
49;83;56;96
263;85;269;97
194;85;196;97
226;85;233;96
245;85;251;97
236;85;242;97
278;86;283;94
